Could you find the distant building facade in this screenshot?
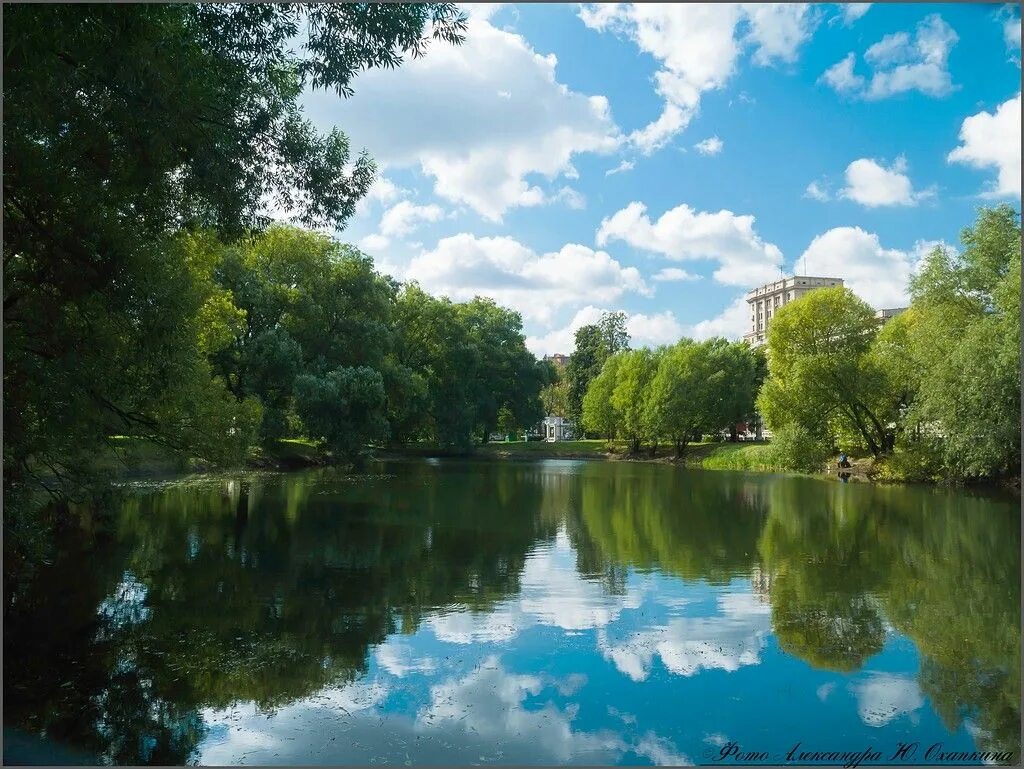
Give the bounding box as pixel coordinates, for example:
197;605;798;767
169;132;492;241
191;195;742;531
544;353;570;368
875;307;907;323
743;275;845;347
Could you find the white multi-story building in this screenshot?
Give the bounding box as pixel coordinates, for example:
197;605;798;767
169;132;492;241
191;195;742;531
743;275;844;347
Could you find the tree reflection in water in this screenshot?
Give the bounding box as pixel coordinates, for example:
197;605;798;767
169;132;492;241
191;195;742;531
4;461;1019;763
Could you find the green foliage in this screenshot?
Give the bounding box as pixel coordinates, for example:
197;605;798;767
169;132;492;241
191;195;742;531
722;342;765;431
758;479;1019;755
758;286;896;456
379;359;430;447
566;311;630;429
765;424;833;474
697;443;777;471
4;3;466;512
391;285;544;451
757;206;1021;481
582;354;623;441
293;367;388;463
874;443;944;484
540;379;571;418
459;297;547;442
610;348;660;454
648;340;719;456
899;206;1021;480
211;225;398;442
578;336;763;457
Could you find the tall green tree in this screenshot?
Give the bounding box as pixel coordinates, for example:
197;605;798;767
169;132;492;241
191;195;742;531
211;226;397;442
392;285;477;451
566;312;630;430
581;354;623;442
391;286;544;451
293;366;389;464
721;343;765;441
901;206;1021;479
540;373;571;419
757;287;897;457
458;298;546;443
610;348;659;455
647;339;728;457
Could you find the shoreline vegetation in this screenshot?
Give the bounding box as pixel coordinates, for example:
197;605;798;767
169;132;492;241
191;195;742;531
96;435;1015;492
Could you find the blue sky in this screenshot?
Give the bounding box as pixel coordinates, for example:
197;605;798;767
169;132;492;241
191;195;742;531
300;3;1021;355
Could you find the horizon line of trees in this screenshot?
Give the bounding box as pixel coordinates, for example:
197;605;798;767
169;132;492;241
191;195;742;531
545;308;766;452
558;205;1020;483
571;334;766;456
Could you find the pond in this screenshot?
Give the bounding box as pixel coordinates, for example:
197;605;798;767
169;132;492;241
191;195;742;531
4;459;1020;765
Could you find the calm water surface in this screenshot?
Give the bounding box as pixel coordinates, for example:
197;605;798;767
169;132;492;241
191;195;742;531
4;460;1020;765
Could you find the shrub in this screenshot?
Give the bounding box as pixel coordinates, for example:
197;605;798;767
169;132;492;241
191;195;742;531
875;443;944;483
766;424;832;474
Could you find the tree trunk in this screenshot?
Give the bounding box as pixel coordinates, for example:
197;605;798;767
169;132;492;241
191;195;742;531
842;401;880;456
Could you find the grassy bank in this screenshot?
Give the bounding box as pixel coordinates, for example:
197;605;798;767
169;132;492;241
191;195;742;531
686;442;778;471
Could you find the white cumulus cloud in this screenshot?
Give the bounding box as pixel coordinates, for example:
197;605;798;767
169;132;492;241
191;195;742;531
804;180;831;201
796;227;944;308
694;136;724;155
404;234;649;327
1001;5;1022;56
947;92;1021;198
653;267;700;282
304;15;621;222
606;159;636;176
596;201;784;287
625;311;686;348
840;156;931;207
597;589;772;682
743;3;821;66
851;673;924;728
379;201;445;238
819;52;865;93
579;4;816;154
526;306;686;356
688;296;753;341
838;4;872;26
820;14;958;100
354;175;408;218
358;233;391;252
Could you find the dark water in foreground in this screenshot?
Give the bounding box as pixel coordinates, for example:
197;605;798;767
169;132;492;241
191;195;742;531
4;460;1020;765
